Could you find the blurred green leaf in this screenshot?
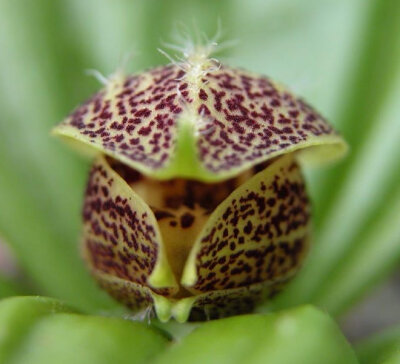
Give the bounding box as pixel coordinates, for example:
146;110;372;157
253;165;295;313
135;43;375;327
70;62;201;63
356;326;400;364
0;296;169;364
311;64;400;314
154;306;357;364
273;0;400;312
0;296;75;363
315;186;400;315
0;0;119;311
0;276;22;299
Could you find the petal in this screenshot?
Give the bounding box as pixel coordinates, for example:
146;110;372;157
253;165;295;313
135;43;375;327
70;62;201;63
53;63;347;182
82;155;178;314
182;154;310;294
196;66;347;176
92;271;173;322
122;164;255;288
53;66;184;178
171;280;289;323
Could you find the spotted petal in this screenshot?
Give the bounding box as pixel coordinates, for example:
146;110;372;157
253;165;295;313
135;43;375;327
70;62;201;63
195;66;347;175
182;154;310;295
53;63;347;182
81;155;178;320
171;280;289;323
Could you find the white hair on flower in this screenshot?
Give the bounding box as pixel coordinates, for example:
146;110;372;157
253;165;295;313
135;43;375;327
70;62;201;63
85;50;137;87
157;21;235;87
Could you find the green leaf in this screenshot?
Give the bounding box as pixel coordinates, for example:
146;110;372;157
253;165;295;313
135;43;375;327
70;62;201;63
272;0;400;312
0;296;169;364
154;305;358;364
314;187;400;315
356;326;400;364
311;71;400;314
0;275;25;299
0;0;119;312
0;296;74;363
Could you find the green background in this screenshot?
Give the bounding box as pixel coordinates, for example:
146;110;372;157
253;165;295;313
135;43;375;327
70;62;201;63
0;0;399;332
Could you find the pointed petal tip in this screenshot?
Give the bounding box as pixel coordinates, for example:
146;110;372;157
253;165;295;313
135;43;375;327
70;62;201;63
171;297;196;323
153;295;173;323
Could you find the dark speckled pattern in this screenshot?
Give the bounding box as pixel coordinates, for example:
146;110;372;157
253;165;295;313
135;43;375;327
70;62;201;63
56;62;341;178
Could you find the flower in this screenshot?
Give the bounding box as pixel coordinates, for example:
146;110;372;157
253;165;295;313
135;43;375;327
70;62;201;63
53;44;346;322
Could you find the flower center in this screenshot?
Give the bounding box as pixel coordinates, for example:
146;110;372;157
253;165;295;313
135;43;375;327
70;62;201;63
109;158;271;296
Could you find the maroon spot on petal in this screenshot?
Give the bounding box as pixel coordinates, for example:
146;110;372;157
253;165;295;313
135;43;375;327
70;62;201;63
180;212;195;228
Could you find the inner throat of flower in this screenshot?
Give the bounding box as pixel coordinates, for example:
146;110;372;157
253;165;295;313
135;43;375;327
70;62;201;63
109;157;271;295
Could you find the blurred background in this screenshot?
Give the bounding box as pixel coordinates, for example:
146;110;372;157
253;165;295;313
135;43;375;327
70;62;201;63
0;0;399;341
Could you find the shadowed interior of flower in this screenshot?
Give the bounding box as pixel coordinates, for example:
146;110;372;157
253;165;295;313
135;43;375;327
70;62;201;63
81;151;314;323
109;157;272;298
